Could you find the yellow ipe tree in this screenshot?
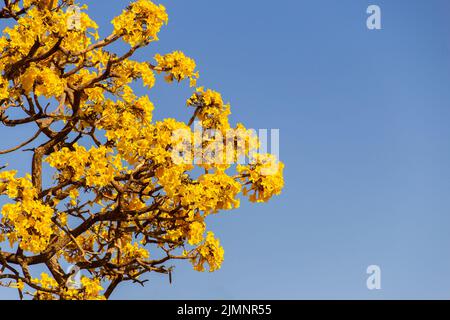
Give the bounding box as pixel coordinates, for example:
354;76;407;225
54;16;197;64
0;0;284;300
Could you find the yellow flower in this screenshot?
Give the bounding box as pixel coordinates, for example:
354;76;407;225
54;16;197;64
112;0;168;46
80;277;105;300
192;232;225;272
238;154;285;203
155;51;199;86
0;0;284;300
187;221;205;245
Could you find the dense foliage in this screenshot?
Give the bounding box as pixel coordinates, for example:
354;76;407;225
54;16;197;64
0;0;284;299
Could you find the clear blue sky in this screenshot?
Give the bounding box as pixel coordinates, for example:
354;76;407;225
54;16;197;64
2;0;450;299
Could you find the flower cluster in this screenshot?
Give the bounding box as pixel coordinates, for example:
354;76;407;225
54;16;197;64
45;145;124;188
112;0;168;46
188;87;231;130
0;0;284;300
238;154;285;203
155;51;199;86
192;232;225;272
177;171;242;215
0;171;54;253
32;272;105;300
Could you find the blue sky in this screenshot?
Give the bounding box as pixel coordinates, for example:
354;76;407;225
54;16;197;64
2;0;450;299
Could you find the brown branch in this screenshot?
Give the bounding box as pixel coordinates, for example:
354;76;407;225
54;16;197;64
0;129;41;154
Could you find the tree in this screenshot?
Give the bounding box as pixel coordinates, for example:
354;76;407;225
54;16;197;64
0;0;284;300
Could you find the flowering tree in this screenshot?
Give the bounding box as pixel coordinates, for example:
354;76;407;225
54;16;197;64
0;0;284;300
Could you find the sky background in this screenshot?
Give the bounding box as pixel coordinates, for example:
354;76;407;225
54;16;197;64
2;0;450;299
